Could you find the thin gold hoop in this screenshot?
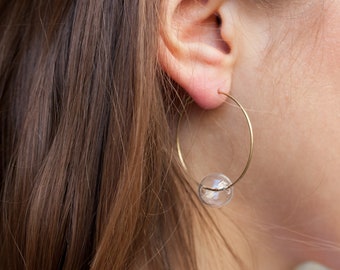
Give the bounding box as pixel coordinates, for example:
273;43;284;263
176;91;254;207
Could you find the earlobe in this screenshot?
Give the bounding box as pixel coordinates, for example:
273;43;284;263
158;0;238;109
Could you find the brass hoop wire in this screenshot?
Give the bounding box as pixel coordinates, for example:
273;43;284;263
176;91;254;191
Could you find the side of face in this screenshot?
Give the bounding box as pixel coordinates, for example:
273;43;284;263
159;0;340;267
233;1;340;267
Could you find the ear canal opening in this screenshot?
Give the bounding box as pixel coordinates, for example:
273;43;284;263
215;13;222;27
213;13;231;54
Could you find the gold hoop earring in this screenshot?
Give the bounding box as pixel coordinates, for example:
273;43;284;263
176;90;254;207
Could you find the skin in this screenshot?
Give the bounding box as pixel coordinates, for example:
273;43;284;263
162;0;340;269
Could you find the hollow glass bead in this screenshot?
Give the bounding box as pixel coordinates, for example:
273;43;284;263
198;173;233;207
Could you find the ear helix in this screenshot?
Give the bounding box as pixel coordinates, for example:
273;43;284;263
176;90;254;207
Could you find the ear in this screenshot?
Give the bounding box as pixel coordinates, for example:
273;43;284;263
159;0;238;109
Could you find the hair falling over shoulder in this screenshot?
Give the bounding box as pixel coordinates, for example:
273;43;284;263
0;0;198;269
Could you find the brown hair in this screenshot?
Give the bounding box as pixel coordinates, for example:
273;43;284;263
0;0;198;269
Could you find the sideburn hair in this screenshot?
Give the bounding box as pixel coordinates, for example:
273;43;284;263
0;0;198;269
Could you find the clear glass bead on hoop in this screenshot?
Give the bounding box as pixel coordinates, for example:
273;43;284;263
176;91;254;208
199;173;233;207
